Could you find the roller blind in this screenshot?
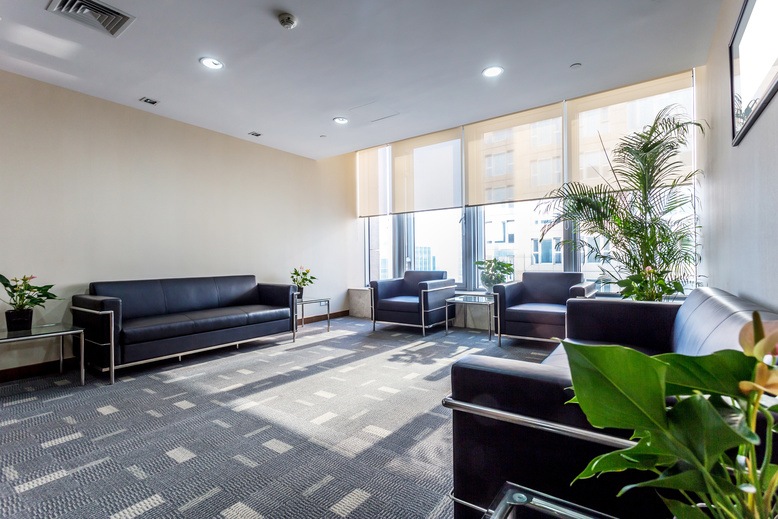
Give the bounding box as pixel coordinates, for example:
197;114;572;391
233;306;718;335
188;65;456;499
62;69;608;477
464;103;564;206
567;72;694;186
391;128;462;214
356;145;390;217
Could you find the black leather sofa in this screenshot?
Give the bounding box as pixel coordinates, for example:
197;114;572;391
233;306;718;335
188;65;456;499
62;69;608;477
71;275;296;384
445;287;778;518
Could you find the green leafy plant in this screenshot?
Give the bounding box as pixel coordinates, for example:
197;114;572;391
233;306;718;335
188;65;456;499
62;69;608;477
539;105;704;301
564;311;778;518
290;266;316;288
616;266;685;302
475;259;514;291
0;274;58;310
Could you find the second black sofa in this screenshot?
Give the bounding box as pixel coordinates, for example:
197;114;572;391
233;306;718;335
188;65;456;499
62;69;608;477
71;275;296;384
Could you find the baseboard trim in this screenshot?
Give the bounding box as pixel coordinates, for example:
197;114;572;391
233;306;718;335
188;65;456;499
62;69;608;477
0;358;79;383
298;309;349;325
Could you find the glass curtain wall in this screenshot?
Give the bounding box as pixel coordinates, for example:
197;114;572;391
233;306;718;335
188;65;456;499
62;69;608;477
359;72;696;291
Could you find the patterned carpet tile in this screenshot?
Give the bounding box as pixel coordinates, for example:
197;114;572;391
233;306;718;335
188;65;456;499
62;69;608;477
0;317;549;518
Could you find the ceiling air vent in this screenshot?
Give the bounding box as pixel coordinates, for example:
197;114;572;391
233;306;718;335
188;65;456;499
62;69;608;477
139;97;158;106
46;0;135;37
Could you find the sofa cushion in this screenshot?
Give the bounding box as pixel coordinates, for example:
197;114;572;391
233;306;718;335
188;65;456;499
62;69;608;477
121;314;196;345
402;271;446;294
506;303;566;326
183;308;249;333
377;295;420;313
236;305;291;324
90;279;166;320
520;272;584;305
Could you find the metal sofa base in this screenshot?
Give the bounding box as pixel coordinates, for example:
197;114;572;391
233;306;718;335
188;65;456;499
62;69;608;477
73;306;295;385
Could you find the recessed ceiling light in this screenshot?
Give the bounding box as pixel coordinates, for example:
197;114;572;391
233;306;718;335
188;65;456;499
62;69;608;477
333;117;349;125
482;66;504;78
570;62;582;70
199;57;224;70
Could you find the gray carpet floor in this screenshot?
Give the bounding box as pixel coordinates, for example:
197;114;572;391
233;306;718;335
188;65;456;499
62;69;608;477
0;317;553;519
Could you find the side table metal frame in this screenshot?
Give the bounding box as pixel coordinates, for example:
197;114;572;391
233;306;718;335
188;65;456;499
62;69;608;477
445;293;500;341
295;294;331;332
0;325;85;386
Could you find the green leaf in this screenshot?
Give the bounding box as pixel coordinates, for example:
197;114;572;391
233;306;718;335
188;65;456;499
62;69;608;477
575;436;676;481
563;342;668;430
656;395;758;470
657;350;757;398
661;497;710;519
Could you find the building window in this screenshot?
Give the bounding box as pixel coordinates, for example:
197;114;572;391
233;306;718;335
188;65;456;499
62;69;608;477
485;151;514;178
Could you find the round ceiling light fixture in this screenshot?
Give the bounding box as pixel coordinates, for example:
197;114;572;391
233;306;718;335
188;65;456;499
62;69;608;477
278;12;298;29
482;66;504;78
333;117;349;125
199;57;224;70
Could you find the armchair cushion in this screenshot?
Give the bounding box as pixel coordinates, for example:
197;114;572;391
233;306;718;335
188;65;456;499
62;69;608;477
376;295;420;312
506;303;566;326
402;270;446;293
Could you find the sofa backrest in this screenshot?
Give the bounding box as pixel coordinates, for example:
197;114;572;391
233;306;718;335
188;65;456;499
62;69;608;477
521;272;584;305
673;287;778;356
402;270;447;294
90;275;257;320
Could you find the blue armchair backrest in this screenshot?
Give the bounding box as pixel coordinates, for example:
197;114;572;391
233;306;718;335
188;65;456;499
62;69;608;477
402;270;447;295
521;272;584;305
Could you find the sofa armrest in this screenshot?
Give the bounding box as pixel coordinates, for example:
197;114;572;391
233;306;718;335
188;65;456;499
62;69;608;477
451;354;592;429
569;280;596;299
419;278;455;310
256;283;296;308
566;298;681;353
71;294;121;344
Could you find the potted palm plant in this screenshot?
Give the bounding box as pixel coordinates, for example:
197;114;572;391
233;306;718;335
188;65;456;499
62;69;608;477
0;274;58;331
475;258;514;293
539;105;704;301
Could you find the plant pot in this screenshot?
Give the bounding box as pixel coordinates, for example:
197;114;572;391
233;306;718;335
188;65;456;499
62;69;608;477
5;309;33;332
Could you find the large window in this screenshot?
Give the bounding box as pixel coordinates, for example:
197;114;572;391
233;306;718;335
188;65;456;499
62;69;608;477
361;72;696;291
413;208;463;281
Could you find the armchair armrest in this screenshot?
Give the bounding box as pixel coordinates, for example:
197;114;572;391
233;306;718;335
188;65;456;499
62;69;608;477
566;298;681;353
494;282;523;330
419;278;456;310
569;280;596;299
369;278;404;304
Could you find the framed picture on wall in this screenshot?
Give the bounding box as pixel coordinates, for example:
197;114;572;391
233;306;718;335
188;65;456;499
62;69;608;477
729;0;778;145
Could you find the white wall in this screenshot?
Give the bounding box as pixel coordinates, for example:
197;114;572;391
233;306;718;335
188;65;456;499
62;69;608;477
697;0;778;309
0;69;363;370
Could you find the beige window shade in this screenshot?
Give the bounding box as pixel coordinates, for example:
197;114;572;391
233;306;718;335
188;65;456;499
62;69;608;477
391;128;462;214
357;145;390;217
567;72;694;186
464;103;564;206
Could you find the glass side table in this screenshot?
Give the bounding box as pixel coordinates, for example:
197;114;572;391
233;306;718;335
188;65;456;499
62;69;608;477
445;293;499;341
0;324;85;386
294;294;331;332
482;482;616;519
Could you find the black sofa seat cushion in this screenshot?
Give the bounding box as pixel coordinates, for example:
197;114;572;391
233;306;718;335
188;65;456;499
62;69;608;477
376;295;420;313
236;305;291;325
122;314;197;345
184;308;250;333
506;303;566;326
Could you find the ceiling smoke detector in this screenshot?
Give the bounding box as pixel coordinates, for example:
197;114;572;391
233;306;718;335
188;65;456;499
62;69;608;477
278;12;298;29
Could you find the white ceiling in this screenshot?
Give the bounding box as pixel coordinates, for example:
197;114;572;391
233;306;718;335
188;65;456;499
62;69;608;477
0;0;722;160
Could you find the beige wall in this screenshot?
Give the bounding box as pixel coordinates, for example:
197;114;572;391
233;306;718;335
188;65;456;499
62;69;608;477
697;0;778;309
0;69;363;370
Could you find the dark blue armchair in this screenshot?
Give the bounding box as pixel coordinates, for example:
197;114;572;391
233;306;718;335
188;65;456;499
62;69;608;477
370;270;456;336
